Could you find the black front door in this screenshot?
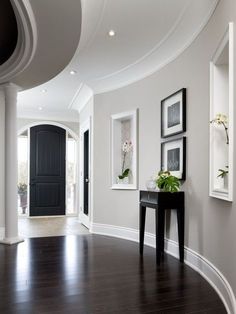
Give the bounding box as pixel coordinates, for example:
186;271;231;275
83;130;89;216
30;125;66;216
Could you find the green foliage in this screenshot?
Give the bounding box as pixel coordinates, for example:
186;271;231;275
217;166;228;178
118;168;130;179
18;183;27;194
156;171;180;193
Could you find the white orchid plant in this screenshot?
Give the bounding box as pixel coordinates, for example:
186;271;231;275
210;113;229;144
118;140;133;180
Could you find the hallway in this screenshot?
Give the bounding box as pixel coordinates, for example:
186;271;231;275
18;217;89;238
0;235;226;314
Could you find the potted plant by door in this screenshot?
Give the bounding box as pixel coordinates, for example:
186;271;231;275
18;183;27;214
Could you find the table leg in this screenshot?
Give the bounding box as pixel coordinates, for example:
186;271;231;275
139;205;146;255
177;207;185;262
156;208;165;264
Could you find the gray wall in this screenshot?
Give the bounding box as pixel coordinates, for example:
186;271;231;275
93;0;236;297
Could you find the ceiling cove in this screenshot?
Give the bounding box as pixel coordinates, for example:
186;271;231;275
18;0;219;120
0;0;18;66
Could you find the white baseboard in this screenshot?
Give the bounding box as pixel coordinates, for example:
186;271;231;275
0;227;5;240
91;222;235;314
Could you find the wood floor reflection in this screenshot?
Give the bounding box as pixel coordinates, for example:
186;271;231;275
0;235;226;313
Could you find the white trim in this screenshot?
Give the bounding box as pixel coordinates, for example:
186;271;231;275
66;132;79;216
111;109;138;190
18;121;79;217
92;0;219;94
0;0;37;83
0;227;5;240
90;223;236;314
79;119;91;229
209;23;234;202
18;121;79;141
69;83;94;113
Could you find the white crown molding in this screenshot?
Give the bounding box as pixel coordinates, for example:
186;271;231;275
0;0;37;83
90;222;236;314
68;83;93;113
78;0;107;54
92;2;190;83
91;0;219;94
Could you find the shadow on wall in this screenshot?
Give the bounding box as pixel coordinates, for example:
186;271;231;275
165;177;204;256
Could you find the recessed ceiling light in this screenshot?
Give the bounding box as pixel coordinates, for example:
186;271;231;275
108;30;115;37
38;106;43;111
41;89;47;93
70;70;77;75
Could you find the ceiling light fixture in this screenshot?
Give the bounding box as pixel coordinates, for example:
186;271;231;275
41;89;47;93
38;106;43;111
108;30;115;37
70;70;77;75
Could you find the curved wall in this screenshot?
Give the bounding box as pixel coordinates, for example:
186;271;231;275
92;0;236;311
0;0;18;65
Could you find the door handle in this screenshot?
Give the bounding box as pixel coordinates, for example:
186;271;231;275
85;178;89;183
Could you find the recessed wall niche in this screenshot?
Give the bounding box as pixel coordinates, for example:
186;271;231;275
111;110;138;190
209;23;234;201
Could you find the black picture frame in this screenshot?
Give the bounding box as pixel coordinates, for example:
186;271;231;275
161;88;186;138
161;137;186;180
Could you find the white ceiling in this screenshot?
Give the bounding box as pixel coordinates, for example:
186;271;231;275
18;0;219;121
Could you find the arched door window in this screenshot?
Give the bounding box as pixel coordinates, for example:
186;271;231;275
17;125;78;216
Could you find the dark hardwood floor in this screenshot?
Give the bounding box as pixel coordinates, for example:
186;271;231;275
0;235;226;314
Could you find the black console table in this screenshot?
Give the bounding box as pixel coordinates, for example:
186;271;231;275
139;190;185;264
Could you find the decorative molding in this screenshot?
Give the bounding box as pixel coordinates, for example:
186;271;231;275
0;0;37;83
79;118;92;229
92;0;219;94
18;120;79;140
92;2;190;83
90;222;236;314
79;0;107;54
209;22;234;202
111;109;138;190
68;83;93;113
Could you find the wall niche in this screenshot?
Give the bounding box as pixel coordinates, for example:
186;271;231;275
209;23;234;201
111;110;138;190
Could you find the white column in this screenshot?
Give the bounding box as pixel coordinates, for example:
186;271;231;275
0;83;23;245
0;90;5;240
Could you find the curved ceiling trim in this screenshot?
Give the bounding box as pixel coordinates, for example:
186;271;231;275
90;0;219;94
0;0;37;84
91;2;190;82
78;0;107;54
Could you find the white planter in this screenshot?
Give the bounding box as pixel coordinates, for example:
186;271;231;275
224;175;228;190
117;177;129;184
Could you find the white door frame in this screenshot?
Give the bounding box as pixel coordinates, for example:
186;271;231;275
18;121;79;217
79;118;91;228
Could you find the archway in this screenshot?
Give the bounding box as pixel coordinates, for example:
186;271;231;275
17;121;79;218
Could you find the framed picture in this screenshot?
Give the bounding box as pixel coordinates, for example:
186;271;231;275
161;137;186;180
161;88;186;138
